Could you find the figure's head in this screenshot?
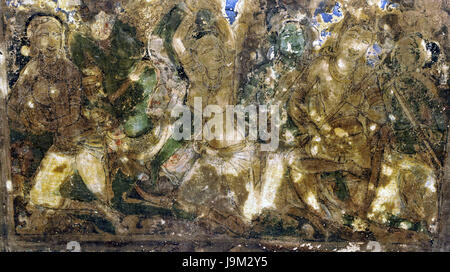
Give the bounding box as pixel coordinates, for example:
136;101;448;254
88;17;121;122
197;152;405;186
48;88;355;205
336;24;373;62
177;8;231;86
90;11;115;41
27;16;63;59
266;4;309;61
278;22;307;59
193;35;224;81
392;34;427;72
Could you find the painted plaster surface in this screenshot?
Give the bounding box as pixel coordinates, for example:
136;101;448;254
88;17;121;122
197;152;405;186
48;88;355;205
0;0;449;252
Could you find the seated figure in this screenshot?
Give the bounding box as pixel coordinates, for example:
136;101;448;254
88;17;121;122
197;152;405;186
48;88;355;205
286;14;388;237
135;1;261;235
7;15;125;233
69;9;187;225
368;33;447;233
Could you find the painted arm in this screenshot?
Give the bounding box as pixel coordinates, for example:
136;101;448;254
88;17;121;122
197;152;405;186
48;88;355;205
57;64;83;129
288;65;321;139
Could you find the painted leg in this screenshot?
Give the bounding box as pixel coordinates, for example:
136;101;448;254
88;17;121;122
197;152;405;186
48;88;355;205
75;147;109;203
29;149;75;209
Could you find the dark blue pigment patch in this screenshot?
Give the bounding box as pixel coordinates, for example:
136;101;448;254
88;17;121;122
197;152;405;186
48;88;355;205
314;1;326;16
379;0;398;10
332;2;343;17
319;30;331;41
315;30;332;47
55;7;67;16
313;2;343;47
6;0;20;7
115;2;125;13
321;13;333;23
366;43;382;67
315;1;343;23
373;44;382;54
225;0;239;24
321;30;332;37
55;7;77;23
424;42;440;67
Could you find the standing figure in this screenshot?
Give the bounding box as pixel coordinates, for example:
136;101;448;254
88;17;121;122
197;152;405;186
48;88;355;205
7;15;124;233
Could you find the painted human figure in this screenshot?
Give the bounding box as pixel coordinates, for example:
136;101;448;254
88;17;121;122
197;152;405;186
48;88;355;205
71;12;161;172
368;34;447;232
235;4;314;223
174;4;253;234
7;15;124;233
69;9;189;224
135;1;259;235
70;11;153;139
286;15;387;234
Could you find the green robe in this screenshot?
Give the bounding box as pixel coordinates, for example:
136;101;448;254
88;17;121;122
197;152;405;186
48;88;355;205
70;20;157;138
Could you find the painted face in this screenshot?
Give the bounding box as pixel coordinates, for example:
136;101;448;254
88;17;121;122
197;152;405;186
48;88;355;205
337;27;372;61
195;35;224;81
278;23;306;58
34;22;62;58
90;11;115;41
393;36;426;72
